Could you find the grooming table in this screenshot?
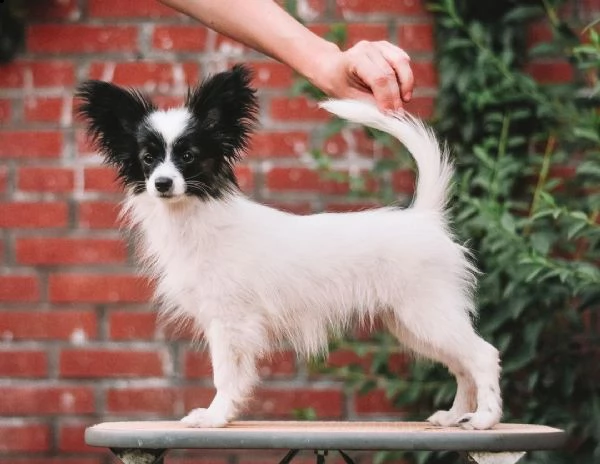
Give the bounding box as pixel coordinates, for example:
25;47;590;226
85;421;566;464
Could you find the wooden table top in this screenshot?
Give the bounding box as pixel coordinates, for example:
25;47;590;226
85;421;567;452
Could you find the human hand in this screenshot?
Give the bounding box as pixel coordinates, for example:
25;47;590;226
310;40;414;113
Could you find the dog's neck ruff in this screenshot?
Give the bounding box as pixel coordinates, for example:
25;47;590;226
122;190;242;240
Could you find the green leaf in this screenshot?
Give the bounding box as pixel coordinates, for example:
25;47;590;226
567;220;588;240
530;231;553;255
503;5;544;23
573;127;600;143
500;212;516;234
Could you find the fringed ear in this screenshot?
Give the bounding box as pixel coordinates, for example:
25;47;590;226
185;64;259;160
76;80;155;184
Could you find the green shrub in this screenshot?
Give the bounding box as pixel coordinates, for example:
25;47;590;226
289;0;600;462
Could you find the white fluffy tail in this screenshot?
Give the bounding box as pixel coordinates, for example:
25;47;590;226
319;100;453;212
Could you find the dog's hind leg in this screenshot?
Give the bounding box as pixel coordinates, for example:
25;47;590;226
384;304;502;430
427;358;477;427
182;318;263;427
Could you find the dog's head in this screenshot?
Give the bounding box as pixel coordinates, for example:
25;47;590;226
76;65;258;202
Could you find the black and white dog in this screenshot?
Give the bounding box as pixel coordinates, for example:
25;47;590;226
77;64;502;429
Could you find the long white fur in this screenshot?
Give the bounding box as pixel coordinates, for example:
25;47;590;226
122;100;502;430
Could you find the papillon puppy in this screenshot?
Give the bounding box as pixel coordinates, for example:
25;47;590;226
76;65;502;430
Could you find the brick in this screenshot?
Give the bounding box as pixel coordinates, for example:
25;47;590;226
58;422;104;454
336;0;425;16
0;424;50;452
257;352;297;378
392;169;416;194
78;201;121;229
527;21;552;47
84;166;122;193
0;167;7;194
327;349;371;371
0;202;68;228
235;165;253;192
270;97;329;122
0;63;23;87
88;61;199;90
75;129;97;156
27;25;138;53
0;60;74;88
249;62;294;89
109;310;158;340
0;100;10;123
412;60;438;88
346;23;390;46
248;132;308;158
24;97;64;123
183;387;225;411
24;0;80;20
153;26;243;53
152;26;208;52
0;459;102;464
404;96;435;118
0;276;39;302
163;318;202;342
17;167;74;193
251;388;343;419
184;351;296;379
184;351;212;379
0;131;62;158
0;310;97;340
397;23;434;52
60;349;164;378
354;388;400;415
16;237;127;265
266;167;319;192
154;95;185;109
0;386;94;415
0;351;47;377
266;167;349;194
49;274;152;303
106;387;177;415
89;0;179;18
527;61;574;84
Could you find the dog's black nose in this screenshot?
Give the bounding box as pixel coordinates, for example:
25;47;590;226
155;177;173;193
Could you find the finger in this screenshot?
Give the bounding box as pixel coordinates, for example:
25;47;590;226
364;48;403;111
348;46;401;112
378;42;414;102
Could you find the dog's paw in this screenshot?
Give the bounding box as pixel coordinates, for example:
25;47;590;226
181;408;228;428
427;410;462;427
457;411;499;430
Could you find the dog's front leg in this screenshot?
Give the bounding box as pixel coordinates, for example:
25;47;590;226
182;320;260;428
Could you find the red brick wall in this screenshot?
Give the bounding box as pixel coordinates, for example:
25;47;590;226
0;0;591;462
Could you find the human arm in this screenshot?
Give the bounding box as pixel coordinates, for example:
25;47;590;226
157;0;414;111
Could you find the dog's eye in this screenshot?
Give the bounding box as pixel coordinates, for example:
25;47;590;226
142;153;154;165
182;152;195;164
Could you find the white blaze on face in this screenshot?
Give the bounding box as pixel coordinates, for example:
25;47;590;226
146;108;191;197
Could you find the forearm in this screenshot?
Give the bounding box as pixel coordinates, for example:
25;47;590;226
157;0;338;83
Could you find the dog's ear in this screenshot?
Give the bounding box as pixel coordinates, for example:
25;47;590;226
76;80;155;167
186;64;259;160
